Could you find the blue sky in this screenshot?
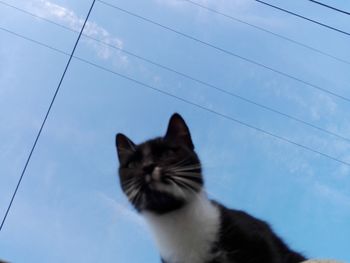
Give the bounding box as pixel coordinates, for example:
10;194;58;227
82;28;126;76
1;0;350;262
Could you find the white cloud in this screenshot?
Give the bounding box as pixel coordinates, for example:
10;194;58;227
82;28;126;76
26;0;128;63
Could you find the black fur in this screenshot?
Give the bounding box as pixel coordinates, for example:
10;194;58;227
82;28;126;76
161;202;306;263
207;202;306;263
116;113;307;263
116;114;202;214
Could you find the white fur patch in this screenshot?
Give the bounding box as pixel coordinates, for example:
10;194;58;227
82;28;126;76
143;191;220;263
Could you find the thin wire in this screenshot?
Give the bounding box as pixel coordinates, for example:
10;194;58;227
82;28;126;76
308;0;350;16
255;0;350;36
71;58;350;168
181;0;350;65
0;0;78;33
0;0;96;232
2;0;350;66
1;26;350;168
96;0;350;104
0;1;349;143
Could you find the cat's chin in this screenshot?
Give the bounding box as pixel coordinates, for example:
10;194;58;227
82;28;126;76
133;186;198;215
155;185;198;205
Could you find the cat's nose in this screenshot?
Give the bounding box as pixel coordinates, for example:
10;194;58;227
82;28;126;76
143;163;155;174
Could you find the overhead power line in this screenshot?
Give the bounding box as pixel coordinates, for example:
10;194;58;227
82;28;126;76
96;0;350;104
180;0;350;65
255;0;350;36
2;0;349;66
0;1;349;144
76;58;350;168
308;0;350;16
0;0;76;34
0;0;97;232
1;26;350;168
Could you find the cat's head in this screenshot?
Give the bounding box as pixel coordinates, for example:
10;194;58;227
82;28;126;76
115;113;203;214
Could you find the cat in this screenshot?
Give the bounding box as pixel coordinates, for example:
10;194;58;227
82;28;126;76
115;113;306;263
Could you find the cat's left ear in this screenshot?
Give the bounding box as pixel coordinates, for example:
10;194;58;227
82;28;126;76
115;133;136;163
165;113;194;150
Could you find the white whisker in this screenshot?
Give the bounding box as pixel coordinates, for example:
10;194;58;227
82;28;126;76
167;179;188;199
167;164;201;173
170;157;192;167
171;175;201;191
173;172;201;178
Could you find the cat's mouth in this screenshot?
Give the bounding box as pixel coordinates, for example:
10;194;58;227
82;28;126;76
144;167;173;191
123;163;203;213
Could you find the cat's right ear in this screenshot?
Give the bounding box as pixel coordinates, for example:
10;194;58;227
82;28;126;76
165;113;194;150
115;133;136;164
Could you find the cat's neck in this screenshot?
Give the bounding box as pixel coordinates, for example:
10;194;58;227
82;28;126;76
142;191;220;263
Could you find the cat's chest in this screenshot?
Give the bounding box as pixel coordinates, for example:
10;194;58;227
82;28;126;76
143;194;221;263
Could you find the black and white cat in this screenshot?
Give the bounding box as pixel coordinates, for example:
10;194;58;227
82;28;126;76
115;113;306;263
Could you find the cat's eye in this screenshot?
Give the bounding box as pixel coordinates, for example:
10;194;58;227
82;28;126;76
163;148;176;157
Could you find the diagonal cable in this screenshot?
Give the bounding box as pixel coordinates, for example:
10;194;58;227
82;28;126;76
1;26;350;168
96;0;350;104
0;0;96;232
255;0;350;36
2;0;349;66
181;0;350;65
0;1;349;143
308;0;350;16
